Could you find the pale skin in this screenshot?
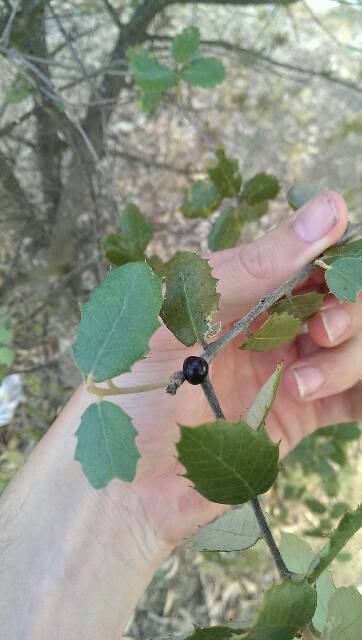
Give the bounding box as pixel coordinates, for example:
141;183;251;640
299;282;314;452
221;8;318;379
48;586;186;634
0;192;361;640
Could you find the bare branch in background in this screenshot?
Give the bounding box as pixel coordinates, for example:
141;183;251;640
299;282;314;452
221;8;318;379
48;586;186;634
0;0;22;46
148;34;362;95
101;0;124;30
0;147;36;221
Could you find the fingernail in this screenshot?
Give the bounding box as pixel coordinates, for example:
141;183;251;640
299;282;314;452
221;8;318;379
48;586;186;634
292;366;324;398
321;306;350;342
293;195;339;242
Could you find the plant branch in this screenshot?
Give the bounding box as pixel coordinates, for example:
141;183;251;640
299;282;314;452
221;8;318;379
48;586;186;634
202;220;362;363
166;220;362;395
87;377;167;398
201;374;291;579
101;0;124;30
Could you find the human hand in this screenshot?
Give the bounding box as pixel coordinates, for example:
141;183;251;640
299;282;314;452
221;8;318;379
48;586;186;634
87;191;361;550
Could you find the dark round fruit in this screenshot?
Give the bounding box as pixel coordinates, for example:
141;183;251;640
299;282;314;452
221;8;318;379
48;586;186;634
183;356;209;385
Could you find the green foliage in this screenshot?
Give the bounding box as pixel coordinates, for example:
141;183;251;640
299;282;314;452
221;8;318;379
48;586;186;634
6;76;33;104
283;422;361;537
240;313;301;352
102;203;153;266
193;504;263;552
243;579;317;640
246;364;283;430
207;148;242;198
0;347;14;368
181;179;222;218
160;252;219;346
325;256;362;302
181;151;279;253
172;26;200;64
286;184;321;210
127;46;177;107
180;57;225;88
321;586;362;640
279;533;336;632
0;310;14;378
128;30;225;110
147;254;168;277
304;498;326;514
75;401;140;488
308;504;362;582
73;263;162;382
208;207;241;251
241;173;280;205
176;419;279;505
182;580;316;639
270;292;324;321
181;626;243;639
322;239;362;265
236;202;268;224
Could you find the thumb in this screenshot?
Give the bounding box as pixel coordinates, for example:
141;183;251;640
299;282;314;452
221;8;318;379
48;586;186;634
210;191;348;323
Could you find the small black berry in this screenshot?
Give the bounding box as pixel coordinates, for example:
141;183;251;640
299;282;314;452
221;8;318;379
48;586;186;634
183;356;209;385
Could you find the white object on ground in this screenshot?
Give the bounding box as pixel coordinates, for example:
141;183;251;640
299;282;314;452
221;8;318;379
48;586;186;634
0;374;22;427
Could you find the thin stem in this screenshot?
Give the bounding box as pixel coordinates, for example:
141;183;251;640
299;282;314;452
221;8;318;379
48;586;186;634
203;264;313;363
87;378;167;398
196;220;362;366
201;375;291;579
250;496;292;579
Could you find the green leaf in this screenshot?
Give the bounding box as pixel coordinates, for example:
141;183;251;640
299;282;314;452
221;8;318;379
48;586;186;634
236;201;268;224
322;239;362;266
270;292;324;321
208;207;241;252
321;586;362;640
207;148;242;198
75;401;140;489
6;76;32;104
193;504;263;552
120;203;153;257
240;313;301;352
161;252;219;346
246;364;283;430
73;262;162;382
325;256;362;302
182;625;245;639
242;173;280;205
0;324;13;346
102;204;153;266
181;57;225;88
286;184;322;210
139;91;162;112
182;179;222;218
331;502;349;519
324;422;361;441
243;579;317;640
279;533;335;632
147;255;167;277
305;498;326;514
0;347;14;367
172;26;200;63
176;419;279;505
127;46;177;93
308;504;362;583
102;233;131;266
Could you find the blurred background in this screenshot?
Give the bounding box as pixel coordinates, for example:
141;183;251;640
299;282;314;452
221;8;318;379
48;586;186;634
0;1;361;638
